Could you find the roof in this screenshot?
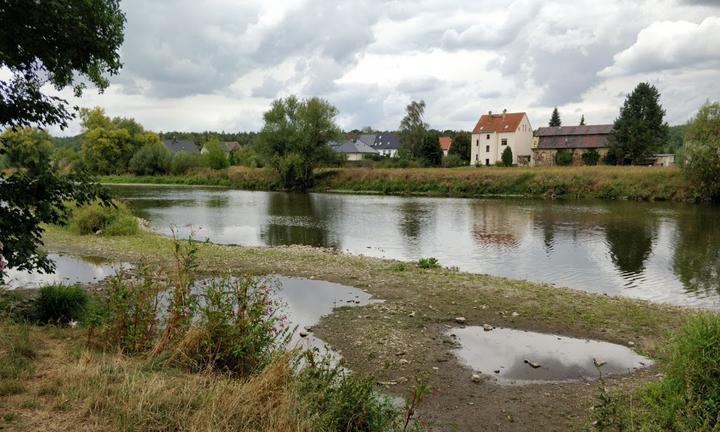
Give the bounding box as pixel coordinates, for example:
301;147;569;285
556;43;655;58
163;139;199;154
535;125;613;137
472;112;526;134
438;136;453;151
332;139;378;154
357;134;376;146
222;141;241;152
372;132;400;150
535;125;613;150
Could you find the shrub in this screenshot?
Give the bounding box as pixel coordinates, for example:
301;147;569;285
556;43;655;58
129;142;172;175
442;153;465;168
680;102;720;201
170;151;201;175
582;149;600;166
71;201;139;236
555;149;573;166
35;285;89;325
418;257;440;269
501;146;513;167
202;139;230;170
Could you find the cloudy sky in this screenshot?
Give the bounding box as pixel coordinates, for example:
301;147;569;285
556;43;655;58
47;0;720;135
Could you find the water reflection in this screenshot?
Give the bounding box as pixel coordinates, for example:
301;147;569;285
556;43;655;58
3;253;130;289
111;186;720;308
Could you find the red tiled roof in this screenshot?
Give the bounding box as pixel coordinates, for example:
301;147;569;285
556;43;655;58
438;136;453;151
472;112;525;134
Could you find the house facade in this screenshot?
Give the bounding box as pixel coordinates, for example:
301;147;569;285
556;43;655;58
470;111;533;166
532;125;613;166
439;136;453;156
330;139;378;161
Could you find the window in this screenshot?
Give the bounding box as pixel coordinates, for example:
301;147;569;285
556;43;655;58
475;154;479;161
476;139;479;146
501;138;508;146
486;134;490;139
486;145;490;152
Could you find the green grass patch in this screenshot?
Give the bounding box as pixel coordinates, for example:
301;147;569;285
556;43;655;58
69;200;139;236
35;284;89;325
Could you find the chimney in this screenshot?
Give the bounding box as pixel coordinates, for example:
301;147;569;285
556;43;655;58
488;110;492;116
502;109;507;119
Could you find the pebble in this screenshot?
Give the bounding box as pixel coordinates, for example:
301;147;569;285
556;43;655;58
455;317;467;324
483;324;494;331
524;359;541;369
628;341;635;346
511;311;519;317
399;359;410;366
471;374;482;383
299;331;309;338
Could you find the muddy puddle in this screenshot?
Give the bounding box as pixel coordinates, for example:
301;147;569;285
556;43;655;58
448;326;652;384
2;253;131;289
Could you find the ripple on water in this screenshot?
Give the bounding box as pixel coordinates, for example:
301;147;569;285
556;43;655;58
448;326;652;385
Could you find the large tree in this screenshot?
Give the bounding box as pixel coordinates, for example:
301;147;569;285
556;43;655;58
607;82;669;165
0;1;125;279
419;130;443;166
679;102;720;200
399;100;428;159
549;107;561;127
448;131;471;162
257;95;340;190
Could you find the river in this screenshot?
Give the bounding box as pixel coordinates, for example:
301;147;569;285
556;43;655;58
111;185;720;309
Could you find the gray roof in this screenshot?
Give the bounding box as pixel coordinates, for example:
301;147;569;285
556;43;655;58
332;139;378;154
357;134;377;146
372;132;400;150
535;125;613;137
163;139;200;154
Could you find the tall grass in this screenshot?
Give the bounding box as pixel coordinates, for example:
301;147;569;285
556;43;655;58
69;200;139;235
35;284;89;325
0;323;37;396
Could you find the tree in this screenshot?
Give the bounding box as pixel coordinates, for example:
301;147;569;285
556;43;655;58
171;151;201;175
1;127;53;170
419;130;443;166
80;107;160;174
581;149;600;166
501;146;513;167
555;149;573;165
449;131;471;162
679;102;720;200
257;95;340;189
0;1;124;279
607;82;669;165
549;107;561;127
202;138;230;170
579;114;586;126
129;142;172;175
399;100;428;159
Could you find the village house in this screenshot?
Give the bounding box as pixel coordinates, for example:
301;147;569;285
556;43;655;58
330;138;378;161
532;125;613;166
439;136;453;156
470;110;533;166
370;132;400;157
162;138;200;154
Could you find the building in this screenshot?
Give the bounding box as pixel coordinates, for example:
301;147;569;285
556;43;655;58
330;139;378;161
371;132;400;157
163;138;200;154
532;125;613;166
470;110;533;166
439;136;453;156
222;141;241;152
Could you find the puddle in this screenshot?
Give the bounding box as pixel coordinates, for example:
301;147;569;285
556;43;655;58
448;326;652;384
2;253;131;289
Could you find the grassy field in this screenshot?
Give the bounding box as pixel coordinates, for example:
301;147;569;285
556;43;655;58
25;226;696;430
100;165;691;201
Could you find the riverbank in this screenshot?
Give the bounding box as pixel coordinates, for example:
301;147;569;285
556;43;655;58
31;227;693;430
100;165;691;201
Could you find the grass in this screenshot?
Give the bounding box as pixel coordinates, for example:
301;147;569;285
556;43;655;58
100;166;690;201
69;200;139;236
35;284;89;325
0;324;37;397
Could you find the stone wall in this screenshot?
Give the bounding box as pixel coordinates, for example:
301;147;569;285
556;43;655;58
532;148;609;166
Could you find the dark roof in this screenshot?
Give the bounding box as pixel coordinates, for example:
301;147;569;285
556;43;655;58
163;139;200;154
472;112;526;134
536;125;613;150
372;132;400;150
332;139;378;154
357;134;376;146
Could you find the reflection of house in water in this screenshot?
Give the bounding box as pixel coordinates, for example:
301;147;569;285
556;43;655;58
471;203;530;248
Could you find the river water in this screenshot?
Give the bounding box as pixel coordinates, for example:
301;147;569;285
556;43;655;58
111;185;720;309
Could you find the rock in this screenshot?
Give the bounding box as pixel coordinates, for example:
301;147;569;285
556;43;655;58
455;317;467;324
399;359;410;366
494;370;500;374
94;230;103;235
395;351;406;356
483;324;494;332
471;374;482;383
299;331;309;338
304;326;312;332
524;359;541;369
378;381;397;386
408;311;416;317
511;312;519;317
628;341;635;346
593;358;607;368
432;367;439;371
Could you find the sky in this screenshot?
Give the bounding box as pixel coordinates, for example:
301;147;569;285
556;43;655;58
41;0;720;136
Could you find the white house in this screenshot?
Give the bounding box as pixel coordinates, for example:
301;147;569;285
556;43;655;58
470;110;533;166
330;139;378;161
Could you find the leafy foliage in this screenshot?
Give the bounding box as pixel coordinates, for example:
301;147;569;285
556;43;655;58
419;130;443;166
70;201;139;236
582;149;600;166
417;257;440;269
0;127;53;169
549;107;561;127
555;149;573;166
399;100;428;159
202;138;230;170
607;83;669;165
170;151;201;175
35;285;89;325
679;102;720;201
257;95;340;190
129;142;172;175
501;146;513;167
448;131;471;162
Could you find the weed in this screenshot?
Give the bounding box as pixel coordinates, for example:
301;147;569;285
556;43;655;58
35;284;89;325
70;200;139;236
417;257;440;269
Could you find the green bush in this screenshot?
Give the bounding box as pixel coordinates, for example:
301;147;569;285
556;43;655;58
71;201;139;236
582;149;600;166
501;146;513;167
442;153;465;168
129;142;172;175
555;149;573;166
418;257;440;269
170;151;201;175
202;139;230;170
680;102;720;201
35;284;89;325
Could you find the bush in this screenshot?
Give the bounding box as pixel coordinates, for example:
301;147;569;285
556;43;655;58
442;153;465;168
170;151;201;175
71;201;139;236
202;139;230;170
501;146;513;167
680;102;720;201
582;149;600;166
418;257;440;269
129;142;172;175
555;149;573;166
36;284;89;325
